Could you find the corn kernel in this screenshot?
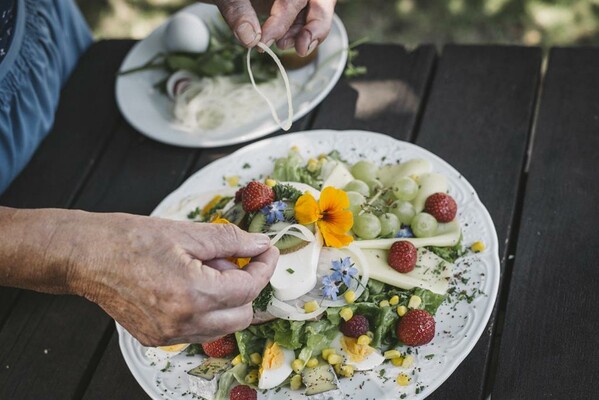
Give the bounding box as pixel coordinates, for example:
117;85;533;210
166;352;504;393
265;178;277;187
333;363;343;375
379;300;390;308
340;307;353;322
396;373;411;386
408;295;422;309
250;352;262;365
317;153;327;161
384;350;402;360
339;364;355;378
391;356;404;366
402;354;414;368
225;176;240;187
397;306;408;316
322;348;336;360
344;290;356;304
389;295;400;305
245;369;259;384
290;145;300;152
327;354;343;365
306;357;319;368
471;241;486;253
357;335;371;346
304;300;319;313
290;374;303;390
307;158;319;172
292;359;304;374
231;354;242;366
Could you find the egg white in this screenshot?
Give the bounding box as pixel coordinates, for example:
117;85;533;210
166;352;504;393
145;344;189;365
258;344;295;390
163;13;210;53
330;333;385;371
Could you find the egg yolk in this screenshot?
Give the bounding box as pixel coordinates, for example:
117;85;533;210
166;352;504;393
341;336;374;362
157;343;188;353
261;342;285;373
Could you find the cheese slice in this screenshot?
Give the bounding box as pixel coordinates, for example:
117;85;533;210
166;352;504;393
412;173;448;213
362;248;452;295
321;162;354;189
354;220;461;250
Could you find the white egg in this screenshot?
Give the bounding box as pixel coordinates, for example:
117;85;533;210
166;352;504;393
163;13;210;53
145;343;189;364
258;342;295;390
331;333;385;371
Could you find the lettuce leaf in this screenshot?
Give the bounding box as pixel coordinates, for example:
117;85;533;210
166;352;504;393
215;363;248;400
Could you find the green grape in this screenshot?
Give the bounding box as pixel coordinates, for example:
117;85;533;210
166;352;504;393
389;200;416;225
366;179;384;194
346;191;366;215
344;180;370;197
378;213;400;238
392;177;419;201
411;212;438;238
353;212;382;239
351;160;379;182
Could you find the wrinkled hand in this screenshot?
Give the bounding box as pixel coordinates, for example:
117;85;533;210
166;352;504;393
210;0;337;56
65;212;278;346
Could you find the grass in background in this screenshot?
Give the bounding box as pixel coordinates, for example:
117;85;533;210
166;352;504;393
75;0;599;48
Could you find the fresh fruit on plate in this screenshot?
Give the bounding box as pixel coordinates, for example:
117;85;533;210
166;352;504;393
396;309;436;346
202;334;238;358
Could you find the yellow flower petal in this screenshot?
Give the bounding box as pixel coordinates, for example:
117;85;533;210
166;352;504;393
318;220;354;248
319;187;350;214
323;208;354;233
211;217;230;224
294;192;321;224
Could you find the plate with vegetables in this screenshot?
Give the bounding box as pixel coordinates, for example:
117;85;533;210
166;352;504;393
115;4;348;148
116;130;500;399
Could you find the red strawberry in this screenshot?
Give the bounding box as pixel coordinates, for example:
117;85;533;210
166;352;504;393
201;334;237;358
234;187;245;203
424;193;457;223
388;241;417;273
396;309;435;346
230;385;257;400
241;181;275;212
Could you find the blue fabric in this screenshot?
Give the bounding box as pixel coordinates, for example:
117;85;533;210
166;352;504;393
0;0;17;63
0;0;93;194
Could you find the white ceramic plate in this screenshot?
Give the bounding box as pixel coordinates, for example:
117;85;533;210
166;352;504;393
115;4;348;148
117;130;500;399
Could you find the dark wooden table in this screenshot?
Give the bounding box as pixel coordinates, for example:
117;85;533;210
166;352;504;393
1;41;598;399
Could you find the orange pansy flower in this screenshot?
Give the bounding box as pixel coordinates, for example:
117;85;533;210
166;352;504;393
294;187;354;248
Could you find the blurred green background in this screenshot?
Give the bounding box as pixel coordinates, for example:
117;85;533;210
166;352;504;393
75;0;599;48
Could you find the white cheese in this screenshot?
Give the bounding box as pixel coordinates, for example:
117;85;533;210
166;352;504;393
377;158;432;187
412;173;448;213
321;162;354;189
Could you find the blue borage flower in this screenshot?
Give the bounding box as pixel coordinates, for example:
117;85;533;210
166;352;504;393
331;256;358;287
261;200;287;224
321;275;340;301
397;226;414;238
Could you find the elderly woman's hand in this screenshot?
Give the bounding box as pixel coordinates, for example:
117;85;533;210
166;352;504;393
210;0;337;56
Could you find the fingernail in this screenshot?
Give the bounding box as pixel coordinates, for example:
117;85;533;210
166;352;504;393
253;234;270;247
306;40;319;55
235;22;258;45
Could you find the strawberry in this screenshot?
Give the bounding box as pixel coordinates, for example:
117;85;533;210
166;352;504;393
396;309;435;346
340;315;370;338
241;181;275;212
229;385;257;400
424;193;457;223
388;241;417;273
201;334;237;358
234;187;245;203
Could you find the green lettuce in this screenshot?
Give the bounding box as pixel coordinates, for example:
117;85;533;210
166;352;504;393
272;150;321;188
215;363;248;400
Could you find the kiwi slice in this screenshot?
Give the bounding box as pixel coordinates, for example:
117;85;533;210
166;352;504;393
248;213;314;254
222;202;247;228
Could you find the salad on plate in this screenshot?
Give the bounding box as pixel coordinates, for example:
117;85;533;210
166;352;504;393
135;141;492;400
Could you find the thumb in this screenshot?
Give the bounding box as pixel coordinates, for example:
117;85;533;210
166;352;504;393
188;223;271;260
213;0;262;47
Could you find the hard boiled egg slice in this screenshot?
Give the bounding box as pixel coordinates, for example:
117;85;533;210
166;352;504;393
258;341;295;390
145;343;189;364
163;13;210;53
331;333;385;371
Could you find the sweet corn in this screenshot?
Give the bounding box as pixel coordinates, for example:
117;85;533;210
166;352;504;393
327;354;343;365
357;335;371;345
379;300;390;308
471;241;486;253
339;364;355;378
344;290;356;304
290;374;303;390
306;357;319;368
340;307;353;322
265;178;277;187
396;373;411;386
322;348;336;360
250;352;262;365
304;300;319;313
231;354;242;366
307;158;319;172
292;359;304;374
245;369;259;384
408;295;422;309
397;305;408;316
389;295;400;305
391;356;404;366
402;354;414;368
226;175;240;187
334;363;343;375
384;350;402;360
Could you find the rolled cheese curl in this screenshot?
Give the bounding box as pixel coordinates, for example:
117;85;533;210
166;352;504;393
247;42;294;131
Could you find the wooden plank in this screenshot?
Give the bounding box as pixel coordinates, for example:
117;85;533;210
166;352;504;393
311;44;437;139
414;45;542;399
493;47;599;399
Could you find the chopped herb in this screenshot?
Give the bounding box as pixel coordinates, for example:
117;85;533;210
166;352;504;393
426;241;465;263
242;163;251;169
185;344;203;356
425;354;435;360
286;268;295;274
160;360;171;372
253;284;273;311
187;207;201;220
379;369;386;377
273;183;303;203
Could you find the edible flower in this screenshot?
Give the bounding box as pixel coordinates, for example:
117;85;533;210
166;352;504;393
331;257;358;287
322;275;340;301
211;217;250;268
396;226;414;238
294;187;353;247
261;200;287;224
